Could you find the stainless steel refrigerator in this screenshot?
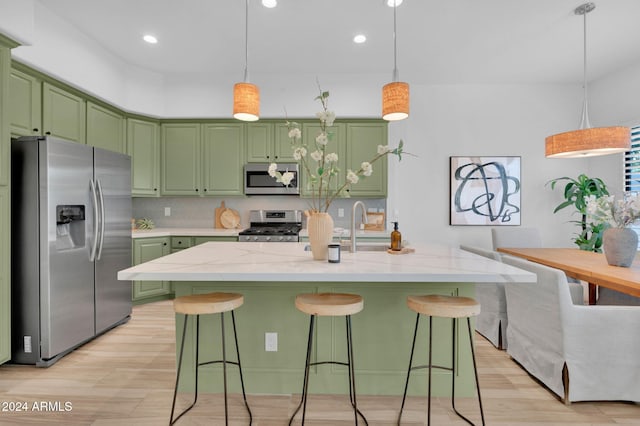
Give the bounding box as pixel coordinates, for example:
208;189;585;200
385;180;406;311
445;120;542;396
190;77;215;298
11;136;132;366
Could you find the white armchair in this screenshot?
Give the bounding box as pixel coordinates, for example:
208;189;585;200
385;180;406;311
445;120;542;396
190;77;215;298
460;245;507;349
501;255;640;403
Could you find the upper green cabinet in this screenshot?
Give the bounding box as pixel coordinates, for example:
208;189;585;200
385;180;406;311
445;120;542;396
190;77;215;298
161;122;244;196
202;123;245;195
246;121;295;162
161;123;201;195
345;122;388;198
42;82;86;144
86;101;125;153
128;118;160;196
9;68;41;138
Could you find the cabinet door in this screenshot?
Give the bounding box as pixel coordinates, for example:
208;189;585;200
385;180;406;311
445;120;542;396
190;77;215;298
0;187;9;364
42;82;86;144
300;122;346;198
161;123;200;195
128;118;160;196
86;101;125;153
202;123;245;196
274;122;297;162
9;68;41;137
345;122;388;197
132;237;171;301
246;122;272;162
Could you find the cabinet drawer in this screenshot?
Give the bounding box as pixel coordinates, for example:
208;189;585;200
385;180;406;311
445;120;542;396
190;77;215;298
171;237;194;249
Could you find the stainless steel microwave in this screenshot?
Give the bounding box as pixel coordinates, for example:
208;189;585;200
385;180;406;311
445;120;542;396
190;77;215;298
244;163;300;195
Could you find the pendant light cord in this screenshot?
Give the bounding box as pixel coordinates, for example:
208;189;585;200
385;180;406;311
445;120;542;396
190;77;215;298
579;4;592;129
243;0;250;82
392;3;399;82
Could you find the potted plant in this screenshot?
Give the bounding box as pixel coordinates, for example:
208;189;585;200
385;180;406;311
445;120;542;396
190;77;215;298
547;174;609;252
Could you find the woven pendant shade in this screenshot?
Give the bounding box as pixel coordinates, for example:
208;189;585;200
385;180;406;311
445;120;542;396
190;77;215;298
233;82;260;122
382;81;409;121
545;126;630;158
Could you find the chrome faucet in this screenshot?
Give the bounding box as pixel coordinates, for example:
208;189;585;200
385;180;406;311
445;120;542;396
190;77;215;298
350;201;368;253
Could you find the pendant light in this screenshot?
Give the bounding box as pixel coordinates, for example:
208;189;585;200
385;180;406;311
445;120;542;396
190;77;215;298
382;0;409;121
545;2;629;158
233;0;260;121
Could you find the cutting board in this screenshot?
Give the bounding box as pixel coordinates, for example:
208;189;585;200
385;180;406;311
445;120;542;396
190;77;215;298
214;201;226;228
220;208;241;229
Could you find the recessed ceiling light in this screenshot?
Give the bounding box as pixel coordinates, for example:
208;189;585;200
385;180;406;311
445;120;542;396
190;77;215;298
143;35;158;44
353;34;367;44
262;0;277;8
386;0;403;6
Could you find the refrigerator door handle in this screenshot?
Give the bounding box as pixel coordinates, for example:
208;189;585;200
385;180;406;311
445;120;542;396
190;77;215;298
89;179;100;262
96;179;106;260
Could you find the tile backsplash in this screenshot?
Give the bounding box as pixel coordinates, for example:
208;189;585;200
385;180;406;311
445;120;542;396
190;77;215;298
133;196;387;230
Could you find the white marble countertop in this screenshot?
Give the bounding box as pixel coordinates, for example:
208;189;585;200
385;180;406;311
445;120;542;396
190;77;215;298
132;228;242;238
118;241;535;283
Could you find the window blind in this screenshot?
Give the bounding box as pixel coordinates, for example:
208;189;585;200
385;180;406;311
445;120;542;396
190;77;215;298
624;126;640;192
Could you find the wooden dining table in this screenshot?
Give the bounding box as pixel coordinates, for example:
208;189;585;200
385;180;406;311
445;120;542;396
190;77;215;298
496;247;640;305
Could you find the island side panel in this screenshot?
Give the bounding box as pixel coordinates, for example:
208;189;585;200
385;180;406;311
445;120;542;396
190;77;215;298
172;281;477;397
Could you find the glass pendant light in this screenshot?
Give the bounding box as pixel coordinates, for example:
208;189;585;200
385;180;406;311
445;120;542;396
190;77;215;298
233;0;260;121
545;2;629;158
382;0;409;121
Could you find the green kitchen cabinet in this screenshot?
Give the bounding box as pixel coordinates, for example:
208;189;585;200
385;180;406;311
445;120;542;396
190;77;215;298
194;236;238;244
202;123;245;196
161;122;201;195
42;82;86;144
246;121;296;163
172;235;238;253
300;122;346;198
8;68;41;138
161;122;244;196
86;101;125;153
132;237;171;304
345;122;388;198
128;118;160;196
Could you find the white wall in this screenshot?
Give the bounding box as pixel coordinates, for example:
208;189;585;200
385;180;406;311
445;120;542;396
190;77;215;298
9;0;629;250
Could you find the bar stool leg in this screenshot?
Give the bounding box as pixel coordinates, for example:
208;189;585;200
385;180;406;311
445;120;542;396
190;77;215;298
230;310;253;423
450;317;486;426
427;315;433;426
397;313;420;425
220;312;229;426
170;314;200;425
289;314;315;425
346;315;368;425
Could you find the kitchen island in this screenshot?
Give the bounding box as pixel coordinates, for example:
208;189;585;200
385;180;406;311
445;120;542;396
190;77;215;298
118;241;534;397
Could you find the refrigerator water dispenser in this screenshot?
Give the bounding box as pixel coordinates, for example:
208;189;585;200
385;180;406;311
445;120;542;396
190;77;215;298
56;205;85;250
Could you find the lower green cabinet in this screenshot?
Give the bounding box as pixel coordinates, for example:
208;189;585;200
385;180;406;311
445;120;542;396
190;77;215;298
132;237;171;304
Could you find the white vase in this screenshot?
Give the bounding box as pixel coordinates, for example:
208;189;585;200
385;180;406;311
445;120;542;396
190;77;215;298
603;227;638;267
307;212;334;261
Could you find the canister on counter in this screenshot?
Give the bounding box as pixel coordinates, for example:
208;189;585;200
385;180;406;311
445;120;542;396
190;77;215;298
328;244;341;263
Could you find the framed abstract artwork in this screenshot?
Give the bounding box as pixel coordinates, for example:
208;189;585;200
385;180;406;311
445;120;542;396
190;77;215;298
450;156;521;226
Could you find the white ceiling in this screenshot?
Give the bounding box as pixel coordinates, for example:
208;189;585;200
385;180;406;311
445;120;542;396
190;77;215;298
36;0;640;85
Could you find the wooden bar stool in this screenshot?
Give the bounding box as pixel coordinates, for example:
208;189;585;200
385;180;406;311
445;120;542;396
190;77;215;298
170;292;252;425
289;293;368;425
397;295;485;426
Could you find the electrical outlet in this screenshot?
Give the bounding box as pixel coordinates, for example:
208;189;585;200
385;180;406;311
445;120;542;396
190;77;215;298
164;207;171;216
338;208;344;218
265;332;278;352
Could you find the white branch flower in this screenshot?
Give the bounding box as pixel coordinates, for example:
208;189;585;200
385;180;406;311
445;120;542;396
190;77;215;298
361;162;372;176
315;132;328;145
278;171;295;186
325;152;338;163
288;128;301;140
310;150;323;162
346;170;359;184
293;147;307;161
268;163;277;177
377;145;390;155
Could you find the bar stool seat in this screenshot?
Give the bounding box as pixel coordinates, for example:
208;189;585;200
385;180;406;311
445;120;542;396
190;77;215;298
170;292;252;425
398;294;485;426
289;293;367;425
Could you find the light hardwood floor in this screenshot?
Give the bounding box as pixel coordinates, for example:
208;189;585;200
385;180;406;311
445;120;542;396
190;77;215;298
0;300;638;425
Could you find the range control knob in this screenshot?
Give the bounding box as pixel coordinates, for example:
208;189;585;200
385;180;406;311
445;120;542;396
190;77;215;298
278;236;284;241
265;236;271;241
253;236;259;241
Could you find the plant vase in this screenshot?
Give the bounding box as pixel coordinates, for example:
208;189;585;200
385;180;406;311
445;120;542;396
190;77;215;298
602;227;638;267
307;212;334;261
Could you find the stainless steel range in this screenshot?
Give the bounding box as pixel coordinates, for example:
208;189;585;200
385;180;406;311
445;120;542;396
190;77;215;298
239;210;303;242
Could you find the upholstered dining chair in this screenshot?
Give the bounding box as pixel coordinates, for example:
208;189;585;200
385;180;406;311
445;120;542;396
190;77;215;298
460;245;508;350
501;255;640;403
